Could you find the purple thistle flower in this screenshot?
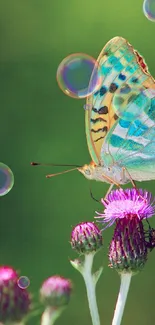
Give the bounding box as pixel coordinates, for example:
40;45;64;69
0;265;31;323
40;275;72;308
97;188;155;226
71;222;103;254
96;188;155;273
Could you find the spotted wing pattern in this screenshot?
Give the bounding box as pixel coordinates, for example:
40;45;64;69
85;36;154;166
102;89;155;181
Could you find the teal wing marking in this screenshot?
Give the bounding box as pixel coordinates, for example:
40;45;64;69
85;36;154;167
102;91;155;181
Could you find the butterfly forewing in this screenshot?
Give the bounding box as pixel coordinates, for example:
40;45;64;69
85;37;155;169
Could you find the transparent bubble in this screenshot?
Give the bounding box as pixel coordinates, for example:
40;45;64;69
0;163;14;196
143;0;155;22
56;53;102;99
113;85;151;121
17;276;30;289
83;104;91;110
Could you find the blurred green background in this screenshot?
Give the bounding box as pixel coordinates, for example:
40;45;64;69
0;0;155;324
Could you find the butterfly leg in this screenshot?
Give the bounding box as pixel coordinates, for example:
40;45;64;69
122;167;146;201
104;183;114;200
101;173;122;199
102;173;121;188
122;167;137;188
90;183;114;202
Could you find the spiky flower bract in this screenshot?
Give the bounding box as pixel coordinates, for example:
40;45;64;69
97;188;155;273
40;275;72;308
109;218;148;273
0;265;31;323
71;221;103;254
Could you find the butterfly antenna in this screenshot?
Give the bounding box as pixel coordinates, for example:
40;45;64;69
31;162;81;167
31;162;81;178
46;167;78;178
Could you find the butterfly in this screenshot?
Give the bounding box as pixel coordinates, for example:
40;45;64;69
32;37;155;199
77;36;155;197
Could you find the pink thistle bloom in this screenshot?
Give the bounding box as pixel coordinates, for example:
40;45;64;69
96;188;155;227
40;275;72;307
96;188;155;273
0;265;31;323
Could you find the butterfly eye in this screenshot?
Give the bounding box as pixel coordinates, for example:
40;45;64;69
85;169;91;176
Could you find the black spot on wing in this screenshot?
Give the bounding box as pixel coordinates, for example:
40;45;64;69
131;77;138;83
109;83;118;93
114;114;118;120
94;136;105;142
91;126;108;133
100;86;107;96
92;106;108;114
91;117;106;124
119;73;126;81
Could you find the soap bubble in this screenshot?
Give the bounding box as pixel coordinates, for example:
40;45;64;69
143;0;155;22
0;163;14;196
17;276;30;289
83;104;91;110
56;53;102;99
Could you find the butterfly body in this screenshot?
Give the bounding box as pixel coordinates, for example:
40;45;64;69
78;163;129;185
81;36;155;189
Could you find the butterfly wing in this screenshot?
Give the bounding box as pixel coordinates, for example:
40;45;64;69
101;89;155;181
85;36;154;165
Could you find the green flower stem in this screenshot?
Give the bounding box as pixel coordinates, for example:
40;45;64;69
112;273;132;325
5;323;25;325
82;253;101;325
41;307;64;325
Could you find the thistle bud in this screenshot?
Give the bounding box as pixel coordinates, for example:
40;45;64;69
0;265;31;323
71;222;103;254
40;275;72;308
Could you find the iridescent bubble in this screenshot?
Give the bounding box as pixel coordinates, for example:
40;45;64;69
83;104;91;110
143;0;155;22
56;53;102;99
113;85;151;121
0;163;14;196
17;276;30;289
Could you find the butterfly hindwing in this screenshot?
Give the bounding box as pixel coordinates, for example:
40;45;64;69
102;89;155;181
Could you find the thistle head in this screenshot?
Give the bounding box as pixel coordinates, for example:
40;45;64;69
40;275;72;308
97;188;155;274
71;221;103;254
98;188;155;226
0;265;31;323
